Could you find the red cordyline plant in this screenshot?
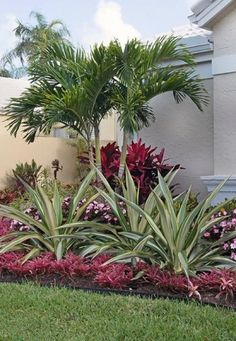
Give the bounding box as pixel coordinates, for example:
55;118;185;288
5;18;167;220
80;139;179;202
126;139;179;202
101;142;121;185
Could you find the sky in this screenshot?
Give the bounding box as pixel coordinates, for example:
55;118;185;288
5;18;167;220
0;0;197;56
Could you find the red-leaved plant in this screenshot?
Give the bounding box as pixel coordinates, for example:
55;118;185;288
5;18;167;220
80;139;180;203
0;190;18;205
0;249;235;298
126;139;179;202
101;142;121;185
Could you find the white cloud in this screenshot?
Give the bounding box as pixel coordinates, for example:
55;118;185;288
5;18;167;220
0;14;17;58
185;0;198;7
82;0;141;46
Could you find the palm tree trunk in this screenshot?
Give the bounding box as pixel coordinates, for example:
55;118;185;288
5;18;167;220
87;137;94;165
118;129;129;178
94;124;101;172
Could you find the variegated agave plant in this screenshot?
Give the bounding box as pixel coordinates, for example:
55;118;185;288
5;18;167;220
82;167;236;276
79;166;178;260
0;170;98;261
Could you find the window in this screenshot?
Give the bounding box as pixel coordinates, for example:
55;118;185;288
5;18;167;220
51;128;70;139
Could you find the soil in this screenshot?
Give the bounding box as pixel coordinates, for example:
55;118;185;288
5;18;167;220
0;273;235;310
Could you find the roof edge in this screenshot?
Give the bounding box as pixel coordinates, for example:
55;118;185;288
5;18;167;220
189;0;235;28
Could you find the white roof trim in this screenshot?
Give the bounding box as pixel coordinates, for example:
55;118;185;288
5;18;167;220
189;0;234;28
191;0;214;16
158;24;211;39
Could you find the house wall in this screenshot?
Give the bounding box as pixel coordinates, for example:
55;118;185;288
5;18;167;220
114;35;214;198
213;73;236;174
213;6;236;58
139;78;214;197
211;5;236;175
0;77;116;188
0;119;78;187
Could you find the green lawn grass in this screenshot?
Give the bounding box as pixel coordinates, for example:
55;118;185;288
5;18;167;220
0;283;234;341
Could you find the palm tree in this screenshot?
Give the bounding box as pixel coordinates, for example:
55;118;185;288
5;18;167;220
0;69;11;78
4;42;116;168
4;37;208;176
109;37;208;177
0;65;26;79
1;11;70;75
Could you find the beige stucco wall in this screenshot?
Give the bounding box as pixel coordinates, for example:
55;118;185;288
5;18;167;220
139;78;214;197
0;77;116;187
0;77;29;106
0;119;78;187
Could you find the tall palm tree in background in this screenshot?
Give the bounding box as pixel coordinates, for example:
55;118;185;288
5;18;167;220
1;11;70;77
0;69;11;78
109;37;208;177
0;66;26;79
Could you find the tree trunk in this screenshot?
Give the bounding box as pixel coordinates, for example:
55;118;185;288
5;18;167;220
87;137;94;165
94;124;101;172
118;129;129;178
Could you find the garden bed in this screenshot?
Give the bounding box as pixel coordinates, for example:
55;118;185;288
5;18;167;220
0;251;235;310
0;272;235;310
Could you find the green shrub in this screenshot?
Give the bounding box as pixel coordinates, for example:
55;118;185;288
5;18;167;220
9;191;31;211
38;168;77;198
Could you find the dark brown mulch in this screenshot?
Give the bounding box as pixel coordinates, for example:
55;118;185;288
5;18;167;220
0;273;235;310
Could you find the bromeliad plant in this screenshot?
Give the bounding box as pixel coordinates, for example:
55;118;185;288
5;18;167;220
12;159;43;193
0;170;98;261
109;172;236;275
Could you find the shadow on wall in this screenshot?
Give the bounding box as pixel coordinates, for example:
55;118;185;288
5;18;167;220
0;134;78;189
139;82;214;199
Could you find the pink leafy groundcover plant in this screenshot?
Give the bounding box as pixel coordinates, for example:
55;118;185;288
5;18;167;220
0;218;13;236
0;250;235;299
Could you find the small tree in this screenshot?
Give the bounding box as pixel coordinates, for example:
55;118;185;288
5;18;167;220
109;37;208;177
4;42;116;169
